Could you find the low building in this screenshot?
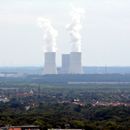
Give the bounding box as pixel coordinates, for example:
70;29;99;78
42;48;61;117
0;125;40;130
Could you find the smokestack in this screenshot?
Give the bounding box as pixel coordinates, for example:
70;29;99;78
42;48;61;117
66;7;84;74
61;54;70;74
44;52;57;74
37;17;58;52
66;7;84;52
37;17;58;74
69;52;82;74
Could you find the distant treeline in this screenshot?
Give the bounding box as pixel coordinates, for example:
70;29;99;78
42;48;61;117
0;74;130;84
0;67;130;74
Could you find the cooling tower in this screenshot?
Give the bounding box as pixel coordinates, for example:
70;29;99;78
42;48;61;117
69;52;82;74
44;52;57;74
61;54;70;74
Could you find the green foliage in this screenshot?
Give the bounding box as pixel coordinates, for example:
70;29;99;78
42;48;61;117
33;119;46;127
1;103;130;129
1;79;130;129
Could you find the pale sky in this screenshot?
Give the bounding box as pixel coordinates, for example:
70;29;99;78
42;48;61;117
0;0;130;66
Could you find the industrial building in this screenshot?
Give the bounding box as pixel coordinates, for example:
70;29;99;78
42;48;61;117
69;52;82;74
61;54;70;74
44;52;57;74
44;52;82;75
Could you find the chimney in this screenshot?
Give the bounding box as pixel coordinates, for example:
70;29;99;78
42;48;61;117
44;52;57;74
61;54;70;74
69;52;82;74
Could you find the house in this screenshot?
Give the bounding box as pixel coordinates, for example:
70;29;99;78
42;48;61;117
0;125;40;130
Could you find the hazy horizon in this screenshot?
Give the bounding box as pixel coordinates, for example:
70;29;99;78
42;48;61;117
0;0;130;66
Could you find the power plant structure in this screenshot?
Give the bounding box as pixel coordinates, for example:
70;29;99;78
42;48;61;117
69;52;82;74
44;52;82;75
61;54;70;74
44;52;57;74
40;7;84;75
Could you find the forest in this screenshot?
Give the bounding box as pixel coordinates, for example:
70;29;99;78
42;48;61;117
0;76;130;129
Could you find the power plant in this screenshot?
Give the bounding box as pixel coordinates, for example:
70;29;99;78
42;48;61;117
39;7;84;75
61;54;70;74
44;52;82;75
69;52;82;74
44;52;57;74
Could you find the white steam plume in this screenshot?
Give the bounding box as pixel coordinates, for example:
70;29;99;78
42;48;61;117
66;7;84;52
37;17;58;52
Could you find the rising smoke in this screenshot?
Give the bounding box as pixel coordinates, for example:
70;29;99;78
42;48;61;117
66;7;84;52
37;17;58;52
